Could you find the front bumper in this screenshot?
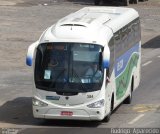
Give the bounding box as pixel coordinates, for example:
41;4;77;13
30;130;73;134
33;106;105;121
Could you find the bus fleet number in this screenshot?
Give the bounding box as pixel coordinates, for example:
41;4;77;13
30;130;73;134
87;95;93;98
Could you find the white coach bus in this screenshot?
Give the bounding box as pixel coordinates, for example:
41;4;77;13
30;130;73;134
26;7;141;122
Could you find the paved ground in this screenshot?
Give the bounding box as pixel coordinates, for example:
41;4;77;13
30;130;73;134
0;0;160;132
0;0;160;71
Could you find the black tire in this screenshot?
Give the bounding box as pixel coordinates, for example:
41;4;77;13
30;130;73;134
124;89;132;104
103;95;114;122
103;111;111;122
124;78;134;104
94;0;101;5
123;0;129;6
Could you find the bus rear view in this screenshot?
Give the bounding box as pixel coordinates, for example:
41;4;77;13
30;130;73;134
26;7;141;122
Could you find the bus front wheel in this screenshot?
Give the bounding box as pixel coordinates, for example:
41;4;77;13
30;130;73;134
103;94;114;122
103;111;111;122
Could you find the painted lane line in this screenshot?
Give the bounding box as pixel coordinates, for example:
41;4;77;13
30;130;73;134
128;114;145;125
142;61;152;67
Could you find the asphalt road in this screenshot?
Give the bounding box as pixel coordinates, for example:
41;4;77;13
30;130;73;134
0;0;160;133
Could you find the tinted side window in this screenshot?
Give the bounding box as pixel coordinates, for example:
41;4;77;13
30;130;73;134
114;18;141;59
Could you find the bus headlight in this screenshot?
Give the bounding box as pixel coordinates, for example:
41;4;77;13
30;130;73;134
32;97;48;107
87;99;104;108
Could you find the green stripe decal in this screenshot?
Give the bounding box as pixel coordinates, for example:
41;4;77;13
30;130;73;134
116;53;139;100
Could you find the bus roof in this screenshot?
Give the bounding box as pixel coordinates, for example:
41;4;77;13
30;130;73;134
40;7;139;46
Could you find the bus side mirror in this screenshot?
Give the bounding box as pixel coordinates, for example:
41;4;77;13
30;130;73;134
103;46;110;69
26;41;39;66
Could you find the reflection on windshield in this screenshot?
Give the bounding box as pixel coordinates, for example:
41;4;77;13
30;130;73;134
34;43;104;93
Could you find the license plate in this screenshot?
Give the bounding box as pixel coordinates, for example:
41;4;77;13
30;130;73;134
61;111;73;116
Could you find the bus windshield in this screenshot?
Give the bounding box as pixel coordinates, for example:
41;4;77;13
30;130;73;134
34;43;104;93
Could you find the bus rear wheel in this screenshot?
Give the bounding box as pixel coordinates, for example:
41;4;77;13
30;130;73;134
124;77;134;104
